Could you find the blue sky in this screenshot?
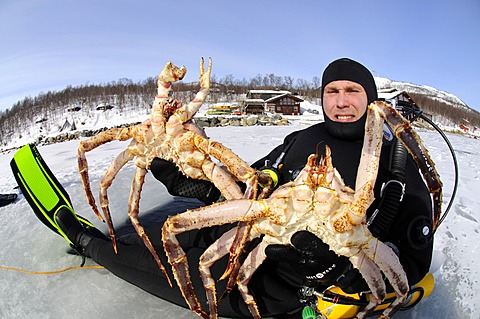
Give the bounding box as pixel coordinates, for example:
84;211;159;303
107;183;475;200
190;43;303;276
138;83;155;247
1;0;479;112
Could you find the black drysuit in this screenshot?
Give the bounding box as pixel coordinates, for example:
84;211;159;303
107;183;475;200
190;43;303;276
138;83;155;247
82;122;434;318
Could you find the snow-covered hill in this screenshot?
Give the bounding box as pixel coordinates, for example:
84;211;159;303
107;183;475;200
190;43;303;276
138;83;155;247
375;77;470;111
1;77;478;152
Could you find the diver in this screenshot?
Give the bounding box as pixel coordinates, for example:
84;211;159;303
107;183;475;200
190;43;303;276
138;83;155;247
16;58;435;318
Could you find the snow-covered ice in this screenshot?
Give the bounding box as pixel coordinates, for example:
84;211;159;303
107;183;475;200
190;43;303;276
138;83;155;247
0;120;479;318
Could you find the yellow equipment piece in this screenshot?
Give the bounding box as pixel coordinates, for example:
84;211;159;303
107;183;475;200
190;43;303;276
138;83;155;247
316;272;434;318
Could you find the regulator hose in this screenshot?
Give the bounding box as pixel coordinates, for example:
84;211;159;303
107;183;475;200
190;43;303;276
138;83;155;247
368;138;408;240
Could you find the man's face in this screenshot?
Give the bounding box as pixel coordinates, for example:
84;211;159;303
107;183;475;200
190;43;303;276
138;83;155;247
322;80;368;123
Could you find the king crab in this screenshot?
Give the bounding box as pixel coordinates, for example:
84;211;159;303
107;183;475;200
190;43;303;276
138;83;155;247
77;58;272;285
162;101;442;318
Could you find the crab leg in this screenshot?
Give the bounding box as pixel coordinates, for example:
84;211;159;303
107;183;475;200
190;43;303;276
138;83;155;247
177;57;212;121
192;133;273;291
127;165;172;287
235;241;268;319
99;147;135;252
191;132;272;289
349;252;385;318
162;199;267;318
198;221;260;318
356;103;384;190
162;226;209;319
78;126;139;222
347;103;384;225
373;101;443;230
354;103;409;318
193;134;273;199
218;221;253;285
198;227;238;318
328;103;410;318
360;233;409;318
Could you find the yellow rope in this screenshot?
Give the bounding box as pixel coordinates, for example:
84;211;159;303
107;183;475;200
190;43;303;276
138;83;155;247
0;264;104;275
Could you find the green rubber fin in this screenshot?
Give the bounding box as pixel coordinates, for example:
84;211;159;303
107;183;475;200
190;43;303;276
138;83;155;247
10;144;93;245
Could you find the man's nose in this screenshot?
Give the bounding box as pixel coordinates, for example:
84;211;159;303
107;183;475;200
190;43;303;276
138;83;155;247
336;91;348;108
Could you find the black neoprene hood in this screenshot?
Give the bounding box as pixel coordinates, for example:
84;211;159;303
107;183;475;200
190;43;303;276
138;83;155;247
321;58;378;141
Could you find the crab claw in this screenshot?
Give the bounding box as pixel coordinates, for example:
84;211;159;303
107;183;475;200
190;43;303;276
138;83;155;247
157;61;187;89
199;57;212;89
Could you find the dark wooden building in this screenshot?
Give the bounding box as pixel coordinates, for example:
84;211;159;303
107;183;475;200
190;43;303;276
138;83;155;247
242;99;265;114
241;90;304;115
265;93;304;115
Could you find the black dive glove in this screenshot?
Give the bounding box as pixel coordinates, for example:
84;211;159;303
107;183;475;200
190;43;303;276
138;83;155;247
150;158;221;205
265;230;351;284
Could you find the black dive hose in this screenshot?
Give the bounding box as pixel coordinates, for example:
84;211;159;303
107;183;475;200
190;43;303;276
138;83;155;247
368;138;408;240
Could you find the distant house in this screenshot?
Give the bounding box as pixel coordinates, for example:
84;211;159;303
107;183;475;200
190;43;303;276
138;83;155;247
242;98;265;114
241;90;303;115
265;93;304;115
